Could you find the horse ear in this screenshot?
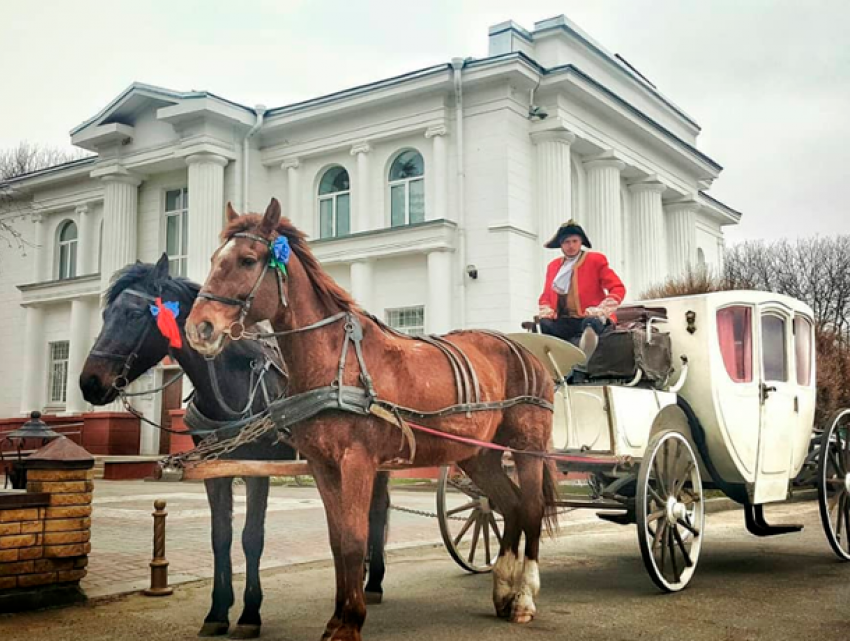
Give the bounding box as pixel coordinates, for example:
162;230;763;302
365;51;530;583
260;198;282;234
153;253;170;279
225;202;239;223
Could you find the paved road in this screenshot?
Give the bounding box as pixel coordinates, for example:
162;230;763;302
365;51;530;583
3;500;848;641
81;478;612;597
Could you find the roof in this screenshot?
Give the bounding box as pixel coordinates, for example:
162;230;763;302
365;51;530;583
70;82;255;136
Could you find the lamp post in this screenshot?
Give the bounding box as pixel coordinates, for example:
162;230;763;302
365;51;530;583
1;411;63;489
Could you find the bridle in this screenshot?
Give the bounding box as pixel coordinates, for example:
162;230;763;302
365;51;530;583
196;232;288;340
89;288;179;393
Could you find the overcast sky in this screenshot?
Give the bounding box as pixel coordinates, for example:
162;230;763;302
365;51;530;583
1;0;847;241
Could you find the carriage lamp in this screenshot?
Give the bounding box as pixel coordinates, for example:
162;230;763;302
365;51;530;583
1;411;63;489
686;310;697;334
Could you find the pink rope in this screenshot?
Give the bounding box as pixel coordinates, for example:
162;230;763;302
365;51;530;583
402;419;624;466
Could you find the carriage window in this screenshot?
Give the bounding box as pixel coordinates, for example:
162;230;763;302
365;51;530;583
318;167;350;239
761;314;788;382
165;188;188;276
386;306;425;337
48;341;70;405
794;315;813;386
57;220;78;280
716;306;753;383
389;150;424;227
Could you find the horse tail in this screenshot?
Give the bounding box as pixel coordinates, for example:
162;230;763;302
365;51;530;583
542;458;560;537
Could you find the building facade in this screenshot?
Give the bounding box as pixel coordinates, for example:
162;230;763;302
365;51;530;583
0;15;740;454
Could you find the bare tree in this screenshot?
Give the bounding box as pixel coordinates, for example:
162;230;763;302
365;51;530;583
725;237;850;336
0;141;91;252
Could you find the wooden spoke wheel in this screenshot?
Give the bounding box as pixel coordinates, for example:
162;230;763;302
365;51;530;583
818;409;850;561
437;465;504;574
636;431;704;592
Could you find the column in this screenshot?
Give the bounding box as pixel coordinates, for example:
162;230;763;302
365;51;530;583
100;173;141;293
282;159;300;228
583;154;626;271
427;250;453;334
628;181;667;296
186;153;228;284
531;129;576;240
65;298;93;414
349;260;375;313
350;143;371;232
664;201;698;278
75;204;95;276
32;213;47;282
20;306;46;414
425;125;448;221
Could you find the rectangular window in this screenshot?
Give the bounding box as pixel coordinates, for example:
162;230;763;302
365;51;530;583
794;315;813;386
319;198;334;238
390;184;406;227
409;178;425;224
337;193;350;237
165;188;188;276
761;313;788;382
48;341;70;404
717;306;753;383
386;306;425;337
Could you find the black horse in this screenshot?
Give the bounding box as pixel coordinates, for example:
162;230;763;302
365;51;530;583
80;255;391;639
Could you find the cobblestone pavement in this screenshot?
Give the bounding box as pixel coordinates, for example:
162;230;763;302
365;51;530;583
82;479;606;598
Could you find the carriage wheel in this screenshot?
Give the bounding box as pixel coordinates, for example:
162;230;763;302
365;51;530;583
437;465;504;573
636;430;704;592
817;409;850;561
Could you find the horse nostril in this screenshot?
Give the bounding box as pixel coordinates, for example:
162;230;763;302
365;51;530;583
198;321;214;341
80;374;102;400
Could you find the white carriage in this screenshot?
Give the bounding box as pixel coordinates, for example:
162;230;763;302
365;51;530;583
437;290;850;591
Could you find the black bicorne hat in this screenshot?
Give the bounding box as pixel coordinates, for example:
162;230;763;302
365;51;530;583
544;219;592;249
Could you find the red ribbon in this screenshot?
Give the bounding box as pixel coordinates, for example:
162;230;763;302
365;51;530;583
154;297;183;349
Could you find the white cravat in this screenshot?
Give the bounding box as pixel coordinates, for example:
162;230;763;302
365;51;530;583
552;253;580;295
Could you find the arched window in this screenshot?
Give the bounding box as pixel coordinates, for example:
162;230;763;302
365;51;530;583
57;220;78;280
318;166;350;239
697;248;706;268
389;150;424;226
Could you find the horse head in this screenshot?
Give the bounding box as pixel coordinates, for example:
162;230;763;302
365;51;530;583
187;199;289;357
80;253;192;405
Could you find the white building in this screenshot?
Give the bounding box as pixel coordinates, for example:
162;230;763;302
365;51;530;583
0;15;739;453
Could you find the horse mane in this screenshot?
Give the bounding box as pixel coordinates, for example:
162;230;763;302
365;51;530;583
222;214;358;314
105;262;201;308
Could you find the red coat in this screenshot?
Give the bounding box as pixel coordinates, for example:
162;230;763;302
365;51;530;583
539;251;626;319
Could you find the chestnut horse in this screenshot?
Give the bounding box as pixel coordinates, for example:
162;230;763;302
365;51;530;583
80;255;392;639
186;199;557;641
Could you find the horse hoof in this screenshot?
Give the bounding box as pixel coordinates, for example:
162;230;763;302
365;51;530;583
229;624;261;639
510;601;536;624
365;590;383;605
198;622;230;636
511;611;535;624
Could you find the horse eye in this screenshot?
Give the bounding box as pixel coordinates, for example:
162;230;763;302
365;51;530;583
241;257;258;268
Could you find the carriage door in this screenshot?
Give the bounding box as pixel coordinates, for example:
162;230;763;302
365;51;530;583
754;306;795;504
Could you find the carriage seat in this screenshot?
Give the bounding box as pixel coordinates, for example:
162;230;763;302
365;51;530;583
520;305;673;387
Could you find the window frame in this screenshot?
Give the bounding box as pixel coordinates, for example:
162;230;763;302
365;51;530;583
47;340;70;406
164;187;189;277
388;150;425;227
317;166;351;239
57;219;78;280
386;305;426;337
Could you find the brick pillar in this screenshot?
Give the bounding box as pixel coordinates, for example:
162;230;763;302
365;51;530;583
0;437;94;610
